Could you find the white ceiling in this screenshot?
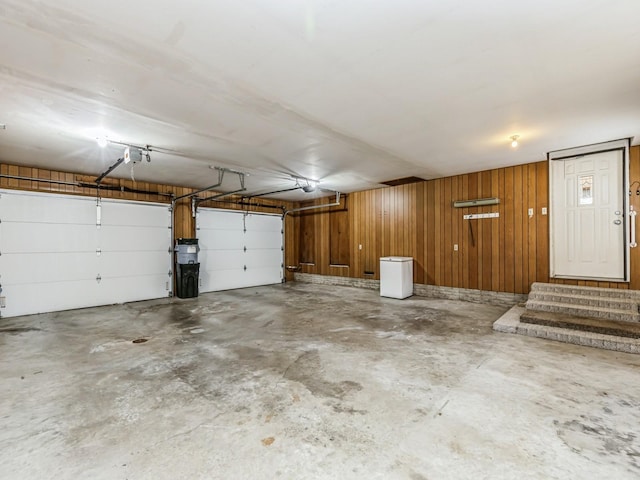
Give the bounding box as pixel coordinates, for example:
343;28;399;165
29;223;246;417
1;0;639;200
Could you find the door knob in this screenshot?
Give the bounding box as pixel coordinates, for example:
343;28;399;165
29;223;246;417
614;219;622;225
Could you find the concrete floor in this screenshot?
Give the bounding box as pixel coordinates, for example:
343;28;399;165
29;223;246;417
2;283;640;479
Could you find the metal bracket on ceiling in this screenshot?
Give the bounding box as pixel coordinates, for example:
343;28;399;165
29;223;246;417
197;168;247;204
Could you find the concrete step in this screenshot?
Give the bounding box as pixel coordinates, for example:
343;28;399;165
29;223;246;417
493;305;640;355
526;292;640;312
529;282;640;300
520;310;640;339
525;300;640;323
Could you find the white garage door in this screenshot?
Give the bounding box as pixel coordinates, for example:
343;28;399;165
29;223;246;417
0;190;171;318
197;208;283;292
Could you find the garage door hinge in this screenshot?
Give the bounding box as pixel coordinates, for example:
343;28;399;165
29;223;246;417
96;274;102;283
168;206;173;212
244;246;247;252
96;248;101;256
244;265;247;271
168;269;172;277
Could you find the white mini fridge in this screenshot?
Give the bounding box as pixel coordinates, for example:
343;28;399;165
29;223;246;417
380;257;413;299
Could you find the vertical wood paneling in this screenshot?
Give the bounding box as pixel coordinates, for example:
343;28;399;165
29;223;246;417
415;182;425;284
491;169;500;292
481;171;493;291
503;166;516;292
434;179;442;285
451;176;460;288
527;163;538;292
443;177;452;286
468;173;478;290
461;175;469;289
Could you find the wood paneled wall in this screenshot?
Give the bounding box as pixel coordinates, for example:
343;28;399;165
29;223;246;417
294;146;640;294
0;163;298;280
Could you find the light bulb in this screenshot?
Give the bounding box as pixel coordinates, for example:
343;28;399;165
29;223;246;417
510;135;519;148
96;136;108;148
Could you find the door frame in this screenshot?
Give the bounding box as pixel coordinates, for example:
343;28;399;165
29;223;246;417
548;138;631;282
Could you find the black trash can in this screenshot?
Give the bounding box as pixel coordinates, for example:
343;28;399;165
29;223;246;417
175;238;200;299
176;262;199;299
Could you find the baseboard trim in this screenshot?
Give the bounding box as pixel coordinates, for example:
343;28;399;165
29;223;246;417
292;273;527;307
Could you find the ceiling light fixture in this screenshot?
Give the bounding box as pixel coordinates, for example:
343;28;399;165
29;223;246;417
510;135;520;148
302;180;317;193
96;136;108;148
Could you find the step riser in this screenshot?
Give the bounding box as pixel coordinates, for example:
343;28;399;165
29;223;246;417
519;314;640;339
514;324;640;354
530;282;640;300
527;293;640;311
526;301;640;323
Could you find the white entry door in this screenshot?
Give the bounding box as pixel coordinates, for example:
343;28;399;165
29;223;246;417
196;208;283;292
550;149;626;280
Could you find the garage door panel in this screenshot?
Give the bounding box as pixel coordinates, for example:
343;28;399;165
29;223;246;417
0;281;103;318
246;214;282;232
99;225;170;251
198;209;243;226
101;202;170;227
244;249;283;269
2;252;98;284
198;229;245;250
3;223;97;253
199;249;244;271
244;230;282;249
200;269;249;292
96;276;170;304
99;251;171;277
1;193;95;224
243;267;282;287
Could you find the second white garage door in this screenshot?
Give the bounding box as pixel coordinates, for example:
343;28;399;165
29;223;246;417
196;208;283;292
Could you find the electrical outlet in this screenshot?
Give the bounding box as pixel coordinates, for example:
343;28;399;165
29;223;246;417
542;207;548;215
454;244;458;251
528;208;534;217
359;244;362;250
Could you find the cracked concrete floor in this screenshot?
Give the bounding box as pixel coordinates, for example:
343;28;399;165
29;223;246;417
2;282;640;479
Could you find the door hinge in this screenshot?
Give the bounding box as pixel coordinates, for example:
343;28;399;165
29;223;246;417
96;248;101;256
96;274;102;283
